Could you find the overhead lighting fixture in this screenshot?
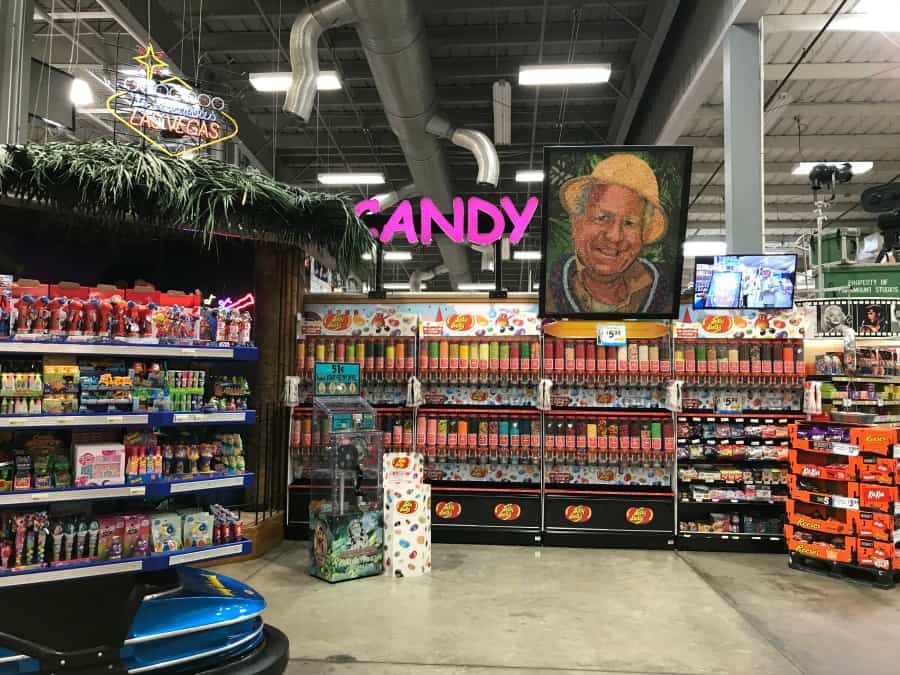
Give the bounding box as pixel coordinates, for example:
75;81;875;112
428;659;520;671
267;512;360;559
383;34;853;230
683;240;727;257
383;251;412;262
383;282;424;291
854;0;900;29
513;250;542;260
249;71;341;92
791;161;874;175
317;172;385;185
361;252;373;261
515;170;544;183
519;63;611;86
532;282;540;291
457;282;497;291
69;78;93;106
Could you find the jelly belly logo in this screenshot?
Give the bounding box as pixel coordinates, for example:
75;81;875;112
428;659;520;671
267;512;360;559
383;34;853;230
391;456;411;469
323;312;351;331
625;506;654;525
446;314;474;332
700;315;732;334
493;503;522;521
564;504;592;524
435;501;462;520
396;500;418;515
356;196;537;246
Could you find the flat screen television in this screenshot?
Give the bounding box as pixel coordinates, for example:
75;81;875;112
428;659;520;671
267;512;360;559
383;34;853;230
692;254;797;310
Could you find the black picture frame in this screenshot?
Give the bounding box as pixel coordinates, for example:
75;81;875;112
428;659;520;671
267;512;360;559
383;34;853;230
539;145;693;320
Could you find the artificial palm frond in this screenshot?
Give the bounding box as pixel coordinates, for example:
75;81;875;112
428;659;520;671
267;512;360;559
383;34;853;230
0;140;370;275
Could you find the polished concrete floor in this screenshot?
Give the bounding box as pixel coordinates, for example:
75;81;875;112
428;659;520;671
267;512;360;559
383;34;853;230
223;542;900;675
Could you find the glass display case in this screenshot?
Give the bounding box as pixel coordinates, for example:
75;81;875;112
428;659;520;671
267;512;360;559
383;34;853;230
306;393;384;583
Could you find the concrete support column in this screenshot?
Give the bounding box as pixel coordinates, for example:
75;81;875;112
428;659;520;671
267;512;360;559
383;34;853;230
723;22;765;253
0;0;32;145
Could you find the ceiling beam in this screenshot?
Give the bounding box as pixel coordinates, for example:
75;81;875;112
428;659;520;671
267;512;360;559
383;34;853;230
197;21;637;54
609;0;680;143
698;101;900;119
764;13;884;33
628;0;769;144
681;133;900;151
765;62;900;80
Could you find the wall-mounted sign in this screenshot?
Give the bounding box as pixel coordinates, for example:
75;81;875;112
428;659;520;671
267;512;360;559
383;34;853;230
106;44;239;157
356;196;537;246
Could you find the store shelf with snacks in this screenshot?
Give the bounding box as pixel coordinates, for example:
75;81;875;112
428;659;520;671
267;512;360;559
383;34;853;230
296;304;417;406
0;340;258;361
542;321;672;413
786;524;855;564
0;538;252;588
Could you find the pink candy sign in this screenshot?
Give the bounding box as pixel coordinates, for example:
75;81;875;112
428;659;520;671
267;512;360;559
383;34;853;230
355;196;538;246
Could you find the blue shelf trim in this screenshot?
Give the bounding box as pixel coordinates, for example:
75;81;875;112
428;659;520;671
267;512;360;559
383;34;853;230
0;539;252;587
0;410;256;430
0;474;254;506
0;339;258;361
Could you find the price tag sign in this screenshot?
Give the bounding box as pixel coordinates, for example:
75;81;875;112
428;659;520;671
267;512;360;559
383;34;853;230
596;323;627;347
313;362;360;396
830;442;860;457
831;495;859;510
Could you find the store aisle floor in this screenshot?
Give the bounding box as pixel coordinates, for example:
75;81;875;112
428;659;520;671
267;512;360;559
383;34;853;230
222;542;899;675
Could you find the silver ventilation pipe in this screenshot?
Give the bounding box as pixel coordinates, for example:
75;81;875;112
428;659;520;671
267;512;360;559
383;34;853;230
426;115;500;187
284;0;352;122
373;183;419;211
409;264;448;292
285;0;504;285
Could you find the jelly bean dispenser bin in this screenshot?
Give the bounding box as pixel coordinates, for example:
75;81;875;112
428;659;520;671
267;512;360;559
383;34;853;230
306;363;384;582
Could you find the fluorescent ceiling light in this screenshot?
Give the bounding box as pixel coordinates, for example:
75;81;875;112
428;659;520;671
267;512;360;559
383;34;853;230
791;161;874;175
316;71;342;90
513;250;542;260
317;172;385;185
383;251;412;262
515;170;544;182
249;71;341;92
69;78;93;106
457;282;497;291
519;63;611;86
383;282;424;290
361;252;373;261
683;240;727;257
854;0;900;29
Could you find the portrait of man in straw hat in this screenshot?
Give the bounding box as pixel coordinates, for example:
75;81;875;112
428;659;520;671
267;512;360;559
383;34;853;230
540;147;692;319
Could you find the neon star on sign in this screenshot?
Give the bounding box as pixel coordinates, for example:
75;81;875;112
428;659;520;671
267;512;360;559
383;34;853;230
106;45;239;158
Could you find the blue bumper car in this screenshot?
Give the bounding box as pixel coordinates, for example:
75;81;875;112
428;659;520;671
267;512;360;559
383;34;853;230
0;567;288;675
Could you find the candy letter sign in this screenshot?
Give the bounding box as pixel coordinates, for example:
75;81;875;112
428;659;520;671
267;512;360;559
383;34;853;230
106;44;239;157
356;196;538;246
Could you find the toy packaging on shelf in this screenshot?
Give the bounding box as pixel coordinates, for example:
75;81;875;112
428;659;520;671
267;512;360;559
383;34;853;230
3;278;254;347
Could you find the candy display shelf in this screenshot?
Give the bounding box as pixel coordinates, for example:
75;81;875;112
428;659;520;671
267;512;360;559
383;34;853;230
786;421;900;587
0;539;252;588
0;340;258;361
0;410;256;430
0;473;254;507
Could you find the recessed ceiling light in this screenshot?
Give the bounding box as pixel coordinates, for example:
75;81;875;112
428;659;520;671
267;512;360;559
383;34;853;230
791;161;874;175
383;251;412;262
249;71;342;92
513;250;542;260
683;240;727;257
317;172;385;185
519;63;611;86
515;170;544;182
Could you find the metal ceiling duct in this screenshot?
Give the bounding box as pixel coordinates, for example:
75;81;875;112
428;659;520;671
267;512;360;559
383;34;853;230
284;0;503;287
